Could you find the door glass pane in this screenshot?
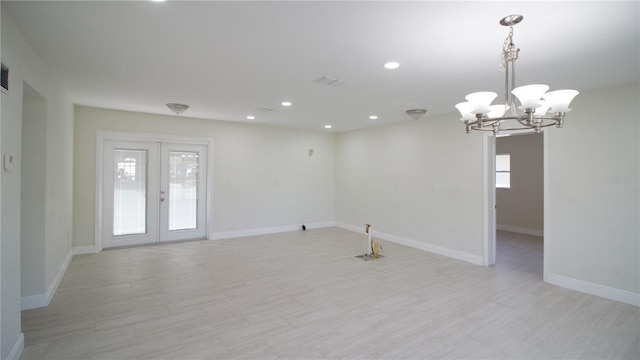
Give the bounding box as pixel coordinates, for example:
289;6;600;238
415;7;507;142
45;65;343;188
113;149;147;236
169;151;199;230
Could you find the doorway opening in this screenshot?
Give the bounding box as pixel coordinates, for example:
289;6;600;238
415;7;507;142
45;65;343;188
484;130;549;281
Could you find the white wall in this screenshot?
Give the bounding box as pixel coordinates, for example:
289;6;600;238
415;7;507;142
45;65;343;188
1;7;74;358
335;111;485;264
548;83;639;299
335;83;639;303
73;106;336;247
20;95;46;298
496;133;543;235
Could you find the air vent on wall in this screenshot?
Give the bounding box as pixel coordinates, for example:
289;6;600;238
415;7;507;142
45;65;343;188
1;63;8;94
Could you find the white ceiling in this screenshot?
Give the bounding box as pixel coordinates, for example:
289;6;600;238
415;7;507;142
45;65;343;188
3;1;639;132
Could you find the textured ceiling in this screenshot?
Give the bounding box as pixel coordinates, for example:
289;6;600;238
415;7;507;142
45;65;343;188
3;1;639;132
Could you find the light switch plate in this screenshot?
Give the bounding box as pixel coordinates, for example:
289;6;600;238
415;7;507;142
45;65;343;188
3;154;13;171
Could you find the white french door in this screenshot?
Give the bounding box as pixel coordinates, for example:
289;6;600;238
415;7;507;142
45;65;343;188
102;140;207;248
159;143;207;242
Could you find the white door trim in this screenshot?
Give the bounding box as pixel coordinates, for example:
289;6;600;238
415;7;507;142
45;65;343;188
483;129;550;282
483;133;496;266
95;131;214;252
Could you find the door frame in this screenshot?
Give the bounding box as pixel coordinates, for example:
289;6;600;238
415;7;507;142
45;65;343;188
95;131;214;252
483;129;550;282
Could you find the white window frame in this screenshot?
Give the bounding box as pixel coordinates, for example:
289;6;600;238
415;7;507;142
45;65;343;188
496;153;511;189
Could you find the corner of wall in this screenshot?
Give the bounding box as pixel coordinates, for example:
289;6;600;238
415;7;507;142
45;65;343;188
6;333;24;360
21;248;72;311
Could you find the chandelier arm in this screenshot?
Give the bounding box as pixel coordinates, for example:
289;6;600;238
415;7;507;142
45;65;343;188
534;114;563;121
496;122;558;132
483;115;526;122
516;117;531;127
515;117;560;128
470;118;502;128
467;120;560;134
467;126;497;132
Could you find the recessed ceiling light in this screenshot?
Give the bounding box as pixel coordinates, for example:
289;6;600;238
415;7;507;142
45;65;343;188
384;62;400;69
369;115;378;120
150;0;166;2
246;115;255;120
324;125;332;129
281;101;292;107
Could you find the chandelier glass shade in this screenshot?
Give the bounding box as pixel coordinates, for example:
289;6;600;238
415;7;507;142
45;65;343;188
456;15;579;135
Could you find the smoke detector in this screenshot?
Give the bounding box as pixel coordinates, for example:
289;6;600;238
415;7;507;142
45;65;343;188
167;103;189;115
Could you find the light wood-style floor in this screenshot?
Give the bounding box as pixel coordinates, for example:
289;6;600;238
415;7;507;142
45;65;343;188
21;228;639;359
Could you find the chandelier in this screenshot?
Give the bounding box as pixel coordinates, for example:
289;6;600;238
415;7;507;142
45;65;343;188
455;14;579;135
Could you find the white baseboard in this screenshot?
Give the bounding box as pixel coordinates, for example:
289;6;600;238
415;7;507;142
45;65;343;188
20;294;48;311
548;273;640;307
46;249;73;303
6;333;24;360
336;222;484;266
303;221;337;230
73;245;97;255
210;221;336;240
497;224;543;237
21;249;73;310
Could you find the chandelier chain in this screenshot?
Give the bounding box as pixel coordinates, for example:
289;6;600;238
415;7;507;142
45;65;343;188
500;27;518;71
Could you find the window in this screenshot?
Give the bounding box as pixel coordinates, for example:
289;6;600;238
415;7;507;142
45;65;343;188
496;154;510;188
